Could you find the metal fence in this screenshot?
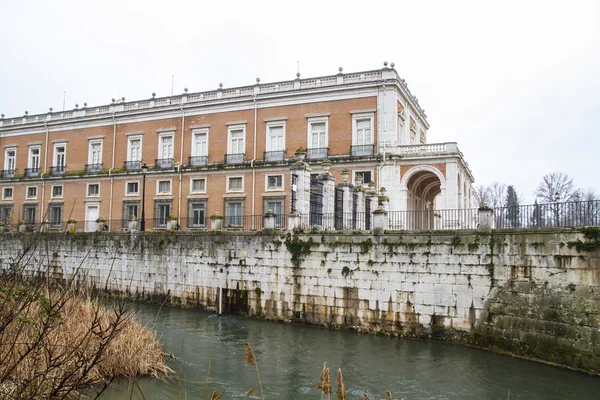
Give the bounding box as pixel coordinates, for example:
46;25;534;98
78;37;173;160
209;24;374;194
387;208;479;231
494;200;600;229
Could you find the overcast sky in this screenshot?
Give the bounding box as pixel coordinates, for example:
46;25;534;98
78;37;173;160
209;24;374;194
1;0;598;203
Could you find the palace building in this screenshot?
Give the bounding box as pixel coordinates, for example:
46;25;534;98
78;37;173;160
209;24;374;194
0;62;474;232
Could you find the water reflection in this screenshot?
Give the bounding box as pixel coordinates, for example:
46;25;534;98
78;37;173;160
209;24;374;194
99;303;600;399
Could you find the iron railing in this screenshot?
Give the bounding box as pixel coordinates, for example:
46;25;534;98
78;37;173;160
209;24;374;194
49;165;66;175
387;209;479;231
0;169;16;179
307;147;328;160
224;153;245;164
188;156;208;167
24;168;39;177
350;144;374;156
85;163;103;173
154;158;174;169
263;150;285;162
494;200;600;229
124;160;142;171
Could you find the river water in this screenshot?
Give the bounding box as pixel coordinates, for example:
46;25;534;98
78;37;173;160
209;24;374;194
99;303;600;399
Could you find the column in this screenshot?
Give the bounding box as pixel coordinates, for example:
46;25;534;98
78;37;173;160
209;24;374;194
319;172;336;230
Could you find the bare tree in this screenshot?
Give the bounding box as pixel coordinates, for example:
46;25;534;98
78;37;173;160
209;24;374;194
488;182;507;209
535;172;575;203
472;185;491;207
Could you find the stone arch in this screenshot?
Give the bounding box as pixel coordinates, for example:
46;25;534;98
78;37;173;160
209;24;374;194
399;165;446;229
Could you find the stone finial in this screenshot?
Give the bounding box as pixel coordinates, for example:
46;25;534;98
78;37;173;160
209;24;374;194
75;103;79;108
383;61;388;67
390;62;395;68
296;72;301;78
184;87;188;93
338;67;343;72
121;97;125;101
24;111;28;115
219;82;223;89
111;98;116;103
152;92;156;98
49;107;53;112
256;77;260;83
1;114;4;119
83;102;87;107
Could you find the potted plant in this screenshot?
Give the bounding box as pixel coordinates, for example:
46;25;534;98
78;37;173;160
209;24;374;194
341;168;350;182
128;215;138;231
96;217;106;232
167;214;178;231
321;158;332;172
295;146;307;160
67;218;77;233
355;173;363;186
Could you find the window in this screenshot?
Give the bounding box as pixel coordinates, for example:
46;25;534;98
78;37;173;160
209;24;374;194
225;200;244;227
266;123;285;152
122;202;139;228
127;136;142;162
192;129;208;157
153;201;171;228
88;140;103;166
227;176;243;192
126;181;139;195
49;205;62;227
52;185;63;198
308;119;327;149
28;147;40;170
87;183;100;197
158;134;174;160
0;206;11;224
26;187;37;199
188;200;206;228
53;143;66;170
354;171;372;184
264;198;284;228
2;187;13;200
157;180;171;194
351;114;374;156
228;126;245;154
4;148;16;172
190;178;206;193
266;175;283;191
23;206;36;224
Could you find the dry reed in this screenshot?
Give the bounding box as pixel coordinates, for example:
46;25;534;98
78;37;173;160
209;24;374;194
336;368;346;400
210;389;222;400
317;362;332;400
386;389;393;400
246;388;255;397
244;342;264;399
363;395;372;400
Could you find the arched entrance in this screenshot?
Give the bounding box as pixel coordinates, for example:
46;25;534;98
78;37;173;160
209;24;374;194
400;166;444;230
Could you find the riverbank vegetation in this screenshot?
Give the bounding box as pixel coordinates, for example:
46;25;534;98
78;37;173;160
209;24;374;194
0;263;172;399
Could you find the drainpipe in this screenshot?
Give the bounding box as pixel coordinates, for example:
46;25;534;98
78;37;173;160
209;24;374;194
177;105;185;223
377;81;387;193
41;123;49;220
108;113;116;227
251;95;258;229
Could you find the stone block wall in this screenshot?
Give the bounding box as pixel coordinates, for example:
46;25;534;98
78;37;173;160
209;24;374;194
1;228;599;374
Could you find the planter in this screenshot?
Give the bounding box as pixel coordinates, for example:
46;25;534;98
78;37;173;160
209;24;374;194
18;224;27;233
40;221;49;233
210;213;223;231
296;153;306;161
263;211;276;230
128;219;138;231
167;219;178;231
67;222;76;233
287;213;301;231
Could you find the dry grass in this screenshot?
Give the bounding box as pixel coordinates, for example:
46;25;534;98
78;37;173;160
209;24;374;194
0;280;172;399
317;362;332;400
243;342;264;399
336;368;346;400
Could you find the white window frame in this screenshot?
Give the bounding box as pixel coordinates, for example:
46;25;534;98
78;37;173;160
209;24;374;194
51;185;63;199
53;142;67;168
127;135;143;162
307;117;328;149
226;175;244;193
351;113;374;146
190;177;207;194
125;181;140;196
227;125;246;155
265;121;286;152
352;169;375;185
2;187;13;200
4;147;16;171
88;139;103;165
265;174;284;192
156;179;172;195
28;146;41;169
158;132;175;160
26;186;37;200
87;182;100;198
191;128;209;157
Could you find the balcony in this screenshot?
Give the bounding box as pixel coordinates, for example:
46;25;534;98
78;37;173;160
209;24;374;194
24;168;40;177
155;158;174;169
224;153;245;165
307;147;328;160
350;144;374;157
124;160;142;171
188;156;208;167
263;150;285;162
49;165;66;176
0;169;16;179
85;163;103;174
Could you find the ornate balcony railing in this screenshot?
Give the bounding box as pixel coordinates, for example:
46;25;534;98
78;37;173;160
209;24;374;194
224;153;245;164
85;163;102;173
49;165;66;176
263;150;285;162
0;169;16;179
124;160;142;171
24;168;39;177
307;147;328;160
188;156;208;167
350;144;374;156
154;158;174;169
